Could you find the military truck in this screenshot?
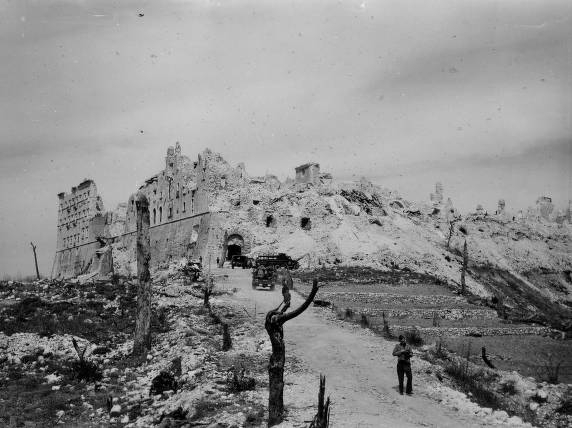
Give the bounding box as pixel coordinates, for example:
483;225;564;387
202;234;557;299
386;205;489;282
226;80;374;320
254;253;300;270
251;264;277;290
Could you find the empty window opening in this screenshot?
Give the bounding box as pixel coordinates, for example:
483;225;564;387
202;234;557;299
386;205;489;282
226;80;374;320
159;207;163;222
153;208;156;224
183;201;186;212
301;217;311;230
266;215;276;228
253;200;260;205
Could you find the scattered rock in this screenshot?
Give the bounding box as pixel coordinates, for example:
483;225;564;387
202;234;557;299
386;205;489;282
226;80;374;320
109;404;122;416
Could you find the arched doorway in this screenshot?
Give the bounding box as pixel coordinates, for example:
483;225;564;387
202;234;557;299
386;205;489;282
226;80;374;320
226;234;244;260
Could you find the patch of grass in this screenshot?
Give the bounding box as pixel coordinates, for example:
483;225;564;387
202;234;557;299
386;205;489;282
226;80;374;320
538;354;562;384
191;397;231;420
68;359;102;383
499;379;518;395
556;389;572;415
227;366;256;392
292;265;444;286
444;352;501;410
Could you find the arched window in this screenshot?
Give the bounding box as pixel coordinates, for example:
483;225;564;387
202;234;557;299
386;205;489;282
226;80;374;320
153;208;156;224
159;207;163;223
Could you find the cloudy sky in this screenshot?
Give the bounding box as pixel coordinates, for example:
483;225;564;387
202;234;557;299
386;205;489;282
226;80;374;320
0;0;570;277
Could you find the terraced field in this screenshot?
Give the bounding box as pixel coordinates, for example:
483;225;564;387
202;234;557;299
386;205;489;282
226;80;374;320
295;275;572;383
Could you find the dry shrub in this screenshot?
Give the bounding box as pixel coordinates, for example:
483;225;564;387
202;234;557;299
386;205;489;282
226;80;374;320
499;379;518;395
360;314;370;328
444;351;501;410
404;328;424;347
227;366;256;392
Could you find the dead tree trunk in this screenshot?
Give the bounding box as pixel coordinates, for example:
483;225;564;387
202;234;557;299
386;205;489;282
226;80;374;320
310;374;330;428
446;216;460;249
30;242;40;280
481;347;495;369
133;193;152;356
461;240;468;294
222;323;232;351
266;278;320;427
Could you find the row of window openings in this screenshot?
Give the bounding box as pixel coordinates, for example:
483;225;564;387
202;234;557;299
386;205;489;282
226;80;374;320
60;209;89;221
264;215;312;230
151;201;189;224
63;230;88;246
61;191;91;207
61;202;90;215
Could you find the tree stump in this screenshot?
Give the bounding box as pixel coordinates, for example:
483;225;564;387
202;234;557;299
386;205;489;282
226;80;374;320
310;374;330;428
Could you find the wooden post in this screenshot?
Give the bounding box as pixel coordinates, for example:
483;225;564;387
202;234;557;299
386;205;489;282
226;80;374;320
133;193;152;356
481;347;495;369
30;242;40;280
461;240;468;294
310;374;330;428
266;278;320;427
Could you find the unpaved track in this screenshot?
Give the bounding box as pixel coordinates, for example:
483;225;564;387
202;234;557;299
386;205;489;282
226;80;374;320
220;268;489;427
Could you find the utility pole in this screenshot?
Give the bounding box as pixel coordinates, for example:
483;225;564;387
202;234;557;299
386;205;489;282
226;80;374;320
30;242;40;280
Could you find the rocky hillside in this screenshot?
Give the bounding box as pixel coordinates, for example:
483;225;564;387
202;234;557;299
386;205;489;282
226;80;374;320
202;150;572;330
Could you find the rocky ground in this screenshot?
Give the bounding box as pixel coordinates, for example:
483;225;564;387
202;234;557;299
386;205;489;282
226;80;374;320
1;264;571;427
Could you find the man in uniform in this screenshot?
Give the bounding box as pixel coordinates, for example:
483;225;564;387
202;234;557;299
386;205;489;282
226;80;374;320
392;335;413;395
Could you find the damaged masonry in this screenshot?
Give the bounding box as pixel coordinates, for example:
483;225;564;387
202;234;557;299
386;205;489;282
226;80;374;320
52;144;571;284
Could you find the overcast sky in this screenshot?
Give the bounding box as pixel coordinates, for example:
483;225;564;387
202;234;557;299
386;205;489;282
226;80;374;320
0;0;570;277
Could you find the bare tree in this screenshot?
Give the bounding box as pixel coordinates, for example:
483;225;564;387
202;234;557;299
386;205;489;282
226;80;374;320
446;216;461;249
266;278;320;427
461;239;468;294
133;193;152;356
30;242;40;280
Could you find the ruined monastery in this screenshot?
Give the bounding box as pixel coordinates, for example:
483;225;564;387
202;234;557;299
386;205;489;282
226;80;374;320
52;144;572;318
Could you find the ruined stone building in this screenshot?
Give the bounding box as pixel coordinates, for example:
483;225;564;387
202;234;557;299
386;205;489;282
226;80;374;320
53;145;570;279
295;163;320;184
52;145;254;278
430;182;444;205
52;179;109;277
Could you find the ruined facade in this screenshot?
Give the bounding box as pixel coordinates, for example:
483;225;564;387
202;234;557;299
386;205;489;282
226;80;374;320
536;196;554;221
52;179;111;278
430;182;444;205
53;145;255;277
295;162;320;184
53;145;571;279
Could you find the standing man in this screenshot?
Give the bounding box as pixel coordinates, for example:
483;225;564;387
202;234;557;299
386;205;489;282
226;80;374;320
392;335;413;395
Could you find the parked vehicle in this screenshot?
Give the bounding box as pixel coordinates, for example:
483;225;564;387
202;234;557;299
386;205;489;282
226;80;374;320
252;265;277;290
255;253;300;270
231;255;250;269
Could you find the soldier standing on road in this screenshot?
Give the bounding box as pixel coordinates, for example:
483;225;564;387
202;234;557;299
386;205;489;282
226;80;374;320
392;335;413;395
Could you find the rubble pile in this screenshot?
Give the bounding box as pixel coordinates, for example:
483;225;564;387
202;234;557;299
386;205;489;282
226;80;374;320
0;270;273;427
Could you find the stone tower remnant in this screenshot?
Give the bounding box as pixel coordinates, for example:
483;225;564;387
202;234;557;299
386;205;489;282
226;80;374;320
295;162;320;184
430;182;444;205
536;196;554;221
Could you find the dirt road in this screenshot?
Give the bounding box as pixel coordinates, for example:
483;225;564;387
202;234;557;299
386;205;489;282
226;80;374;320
219;268;517;427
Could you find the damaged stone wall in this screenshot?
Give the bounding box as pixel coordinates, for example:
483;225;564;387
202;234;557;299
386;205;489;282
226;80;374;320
53;180;110;278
